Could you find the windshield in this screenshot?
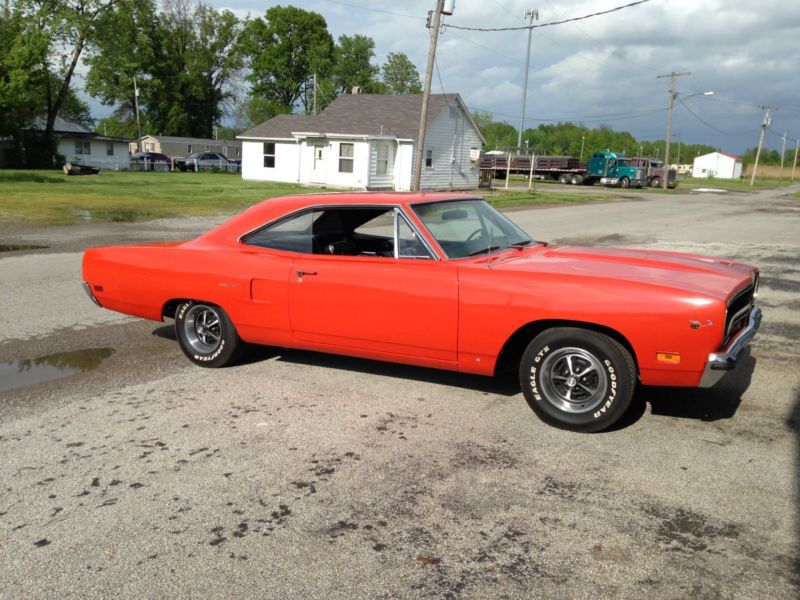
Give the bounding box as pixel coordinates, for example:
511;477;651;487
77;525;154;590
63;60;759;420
412;198;533;259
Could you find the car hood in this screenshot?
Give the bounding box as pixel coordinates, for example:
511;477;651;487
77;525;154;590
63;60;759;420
491;245;755;301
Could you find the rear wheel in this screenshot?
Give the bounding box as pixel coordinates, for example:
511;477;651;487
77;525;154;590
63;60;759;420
570;174;584;185
558;173;571;184
519;327;636;432
175;301;241;367
619;177;630;188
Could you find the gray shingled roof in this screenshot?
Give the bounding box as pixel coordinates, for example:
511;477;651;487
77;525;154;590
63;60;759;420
31;116;93;135
238;94;483;143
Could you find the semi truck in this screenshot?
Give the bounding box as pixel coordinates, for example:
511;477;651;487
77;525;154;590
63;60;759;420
479;151;677;188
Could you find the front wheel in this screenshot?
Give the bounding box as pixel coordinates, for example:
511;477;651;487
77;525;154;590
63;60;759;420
175;301;242;367
519;328;636;432
650;176;661;188
619;177;630;188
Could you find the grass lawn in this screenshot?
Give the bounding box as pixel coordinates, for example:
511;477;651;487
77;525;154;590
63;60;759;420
0;170;305;225
0;169;613;226
481;187;609;208
676;176;794;192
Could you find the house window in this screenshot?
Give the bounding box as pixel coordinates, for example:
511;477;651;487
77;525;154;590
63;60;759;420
106;142;114;156
376;142;390;176
425;149;433;168
339;143;354;173
263;142;276;168
187;144;192;154
75;140;91;155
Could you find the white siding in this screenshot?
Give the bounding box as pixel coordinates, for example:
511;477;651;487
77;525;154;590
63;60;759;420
419;104;482;190
59;137;130;170
241;140;300;183
692;152;741;179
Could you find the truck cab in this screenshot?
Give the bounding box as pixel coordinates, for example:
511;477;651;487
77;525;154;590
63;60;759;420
587;151;648;188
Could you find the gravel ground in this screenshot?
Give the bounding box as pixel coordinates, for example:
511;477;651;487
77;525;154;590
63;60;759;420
1;186;798;598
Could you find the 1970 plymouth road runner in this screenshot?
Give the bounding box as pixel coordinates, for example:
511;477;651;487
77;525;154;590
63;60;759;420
82;193;761;432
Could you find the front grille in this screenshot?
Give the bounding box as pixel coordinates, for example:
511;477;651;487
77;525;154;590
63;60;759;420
724;282;756;345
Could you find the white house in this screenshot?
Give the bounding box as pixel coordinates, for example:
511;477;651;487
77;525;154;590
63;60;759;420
692;152;743;179
33;116;131;170
237;93;485;191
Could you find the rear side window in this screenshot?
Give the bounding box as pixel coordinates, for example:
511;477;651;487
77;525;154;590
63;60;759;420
243;211;315;254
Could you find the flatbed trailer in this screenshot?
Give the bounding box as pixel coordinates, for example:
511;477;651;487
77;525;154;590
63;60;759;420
479;152;675;188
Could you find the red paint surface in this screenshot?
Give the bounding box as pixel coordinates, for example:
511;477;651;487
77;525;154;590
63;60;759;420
82;192;757;386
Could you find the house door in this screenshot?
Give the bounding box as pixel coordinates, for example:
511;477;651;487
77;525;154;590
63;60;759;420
312;144;326;184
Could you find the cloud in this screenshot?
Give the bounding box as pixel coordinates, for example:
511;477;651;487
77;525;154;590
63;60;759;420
86;0;800;153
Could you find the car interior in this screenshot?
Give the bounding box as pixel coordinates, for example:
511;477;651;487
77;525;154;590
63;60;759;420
243;207;430;258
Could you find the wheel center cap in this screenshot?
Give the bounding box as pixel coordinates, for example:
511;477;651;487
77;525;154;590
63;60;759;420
567;376;577;387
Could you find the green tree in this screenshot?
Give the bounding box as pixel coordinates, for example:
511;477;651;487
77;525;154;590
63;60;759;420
18;0;120;150
471;112;517;150
85;0;243;138
381;52;422;95
232;95;290;130
243;5;334;113
0;5;45;136
330;34;379;95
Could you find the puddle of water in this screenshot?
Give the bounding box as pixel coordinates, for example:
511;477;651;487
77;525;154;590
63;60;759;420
0;244;49;252
0;348;114;394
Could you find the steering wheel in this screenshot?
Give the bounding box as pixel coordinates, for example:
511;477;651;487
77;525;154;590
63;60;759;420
466;229;484;242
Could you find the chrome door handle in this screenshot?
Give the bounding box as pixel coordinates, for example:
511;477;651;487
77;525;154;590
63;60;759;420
296;271;317;277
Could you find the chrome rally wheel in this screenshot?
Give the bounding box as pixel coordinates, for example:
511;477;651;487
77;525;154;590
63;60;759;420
175;301;241;368
538;347;608;414
520;327;636;432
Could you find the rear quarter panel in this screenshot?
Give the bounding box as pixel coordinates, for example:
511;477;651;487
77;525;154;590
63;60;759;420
82;243;295;345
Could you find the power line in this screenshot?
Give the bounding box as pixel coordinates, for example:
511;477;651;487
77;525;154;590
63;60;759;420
320;0;425;21
677;98;759;136
442;0;652;32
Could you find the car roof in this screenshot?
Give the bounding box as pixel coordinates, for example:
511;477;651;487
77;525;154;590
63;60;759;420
198;192;481;245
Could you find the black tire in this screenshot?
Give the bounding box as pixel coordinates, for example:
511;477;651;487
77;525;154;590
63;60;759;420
558;173;571;184
175;301;242;367
570;174;584;185
519;327;636;432
619;177;630;189
650;176;661;188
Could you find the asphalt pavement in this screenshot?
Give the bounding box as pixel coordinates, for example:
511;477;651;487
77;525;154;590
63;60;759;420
1;185;799;598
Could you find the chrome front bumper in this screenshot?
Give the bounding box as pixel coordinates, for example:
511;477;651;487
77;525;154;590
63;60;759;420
699;306;762;387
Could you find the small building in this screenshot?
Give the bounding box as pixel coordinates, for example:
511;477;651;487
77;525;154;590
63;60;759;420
131;135;242;160
33;116;131;170
237;93;485;191
692;152;743;179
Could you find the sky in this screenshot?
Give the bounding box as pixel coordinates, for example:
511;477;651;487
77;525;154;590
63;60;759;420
93;0;800;155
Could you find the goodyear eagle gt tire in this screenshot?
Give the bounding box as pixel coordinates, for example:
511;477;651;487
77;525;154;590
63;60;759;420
175;301;242;367
519;327;636;432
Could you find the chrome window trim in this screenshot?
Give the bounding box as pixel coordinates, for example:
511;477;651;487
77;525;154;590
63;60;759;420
238;204;441;260
393;207;437;260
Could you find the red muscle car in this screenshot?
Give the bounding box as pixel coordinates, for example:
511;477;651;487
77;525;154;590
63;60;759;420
82;193;761;432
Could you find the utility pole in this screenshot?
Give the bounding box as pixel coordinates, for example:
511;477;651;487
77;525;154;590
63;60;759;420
780;131;787;176
133;76;143;152
792;138;799;182
657;71;690;189
413;0;451;192
749;106;771;186
313;73;318;116
580;136;586;161
516;9;539;152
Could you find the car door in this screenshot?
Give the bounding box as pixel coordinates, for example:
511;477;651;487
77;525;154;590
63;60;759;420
289;208;459;364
